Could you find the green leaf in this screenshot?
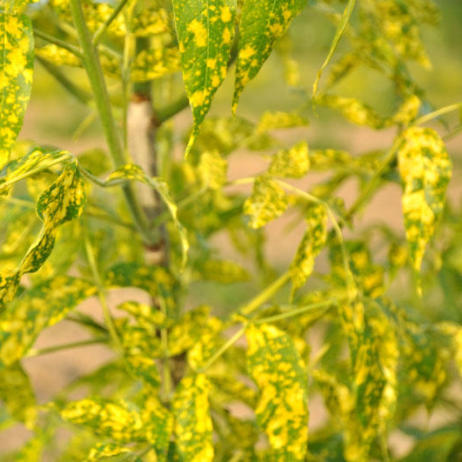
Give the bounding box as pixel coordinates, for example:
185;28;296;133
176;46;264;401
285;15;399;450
233;0;306;111
86;443;131;461
290;203;327;292
246;323;309;461
244;175;288;228
268;141;310;178
172;0;235;153
398;127;452;272
173;373;214;462
0;12;34;168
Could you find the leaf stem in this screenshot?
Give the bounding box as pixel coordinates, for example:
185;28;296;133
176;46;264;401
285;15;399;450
415;102;462;126
69;0;153;245
27;337;108;358
92;0;130;45
84;233;124;354
34;28;83;58
200;326;246;372
239;272;291;316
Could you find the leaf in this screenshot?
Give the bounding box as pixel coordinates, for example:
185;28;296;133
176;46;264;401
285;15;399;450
131;46;180;82
35;44;81;67
0;12;34;168
290;203;327;292
233;0;306;111
257;111;308;133
0;276;97;365
398;127;451;272
60;398;145;443
0;162;85;306
199;259;250;283
268;141;310;178
86;443;131;461
172;0;235;154
244;175;288;228
173;373;214;462
246;323;309;461
0;362;36;428
198;150;228;190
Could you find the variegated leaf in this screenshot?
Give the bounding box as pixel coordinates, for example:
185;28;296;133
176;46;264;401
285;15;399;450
398;127;451;272
173;373;214;462
246;323;309;460
172;0;235;153
268;141;310;178
0;12;34;168
233;0;306;111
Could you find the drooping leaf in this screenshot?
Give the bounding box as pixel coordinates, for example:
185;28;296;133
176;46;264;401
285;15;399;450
398;127;451;272
172;0;235;153
244;175;288;228
268;141;310;178
233;0;306;111
173;373;214;462
246;323;309;461
290;203;327;293
0;12;34;168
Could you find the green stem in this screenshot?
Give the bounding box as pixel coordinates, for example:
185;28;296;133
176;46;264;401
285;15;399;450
345;136;402;221
84;233;124;354
37;57;91;104
255;298;341;324
92;0;130;45
239;272;291;316
415;102;462;126
69;0;153;245
66;312;108;333
27;337;108;358
200;327;246;372
34;28;83;58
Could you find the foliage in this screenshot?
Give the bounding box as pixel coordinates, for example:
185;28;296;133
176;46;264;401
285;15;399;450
0;0;461;460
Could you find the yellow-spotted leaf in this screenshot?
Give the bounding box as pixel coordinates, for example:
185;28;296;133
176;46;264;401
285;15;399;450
60;398;144;443
132;8;170;36
398;127;451;272
0;12;34;168
268;141;310;178
86;443;131;461
198;150;228;190
173;374;214;462
131;46;180;82
290;203;327;293
246;323;309;460
257;111;309;133
172;0;235;154
35;44;81;67
244;175;288;228
0;362;37;428
0;162;85;306
233;0;306;111
0;276;96;366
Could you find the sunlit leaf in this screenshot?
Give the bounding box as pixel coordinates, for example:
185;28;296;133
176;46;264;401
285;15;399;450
0;12;34;168
173;373;214;462
172;0;235;153
246;323;308;460
398;127;451;272
268;141;310;179
233;0;306;111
